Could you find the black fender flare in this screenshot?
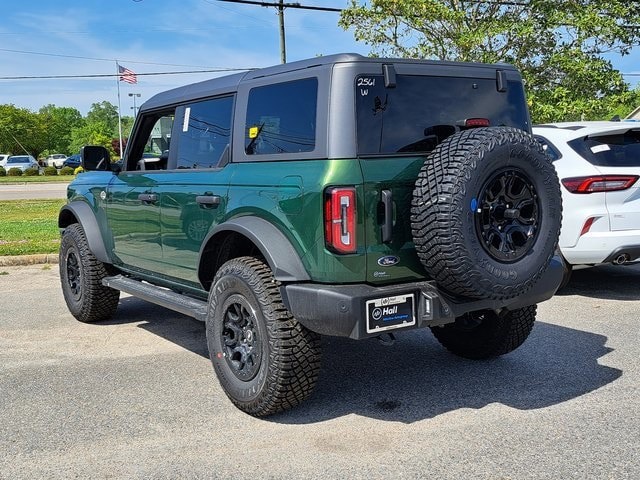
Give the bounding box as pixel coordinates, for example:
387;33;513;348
58;202;111;264
199;216;310;283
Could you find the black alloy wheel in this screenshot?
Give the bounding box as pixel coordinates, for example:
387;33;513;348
475;168;540;263
221;298;262;381
65;248;82;301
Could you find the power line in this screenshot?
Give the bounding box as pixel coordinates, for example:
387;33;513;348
213;0;342;12
0;69;255;81
0;48;239;69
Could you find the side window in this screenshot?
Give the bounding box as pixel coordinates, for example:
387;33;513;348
534;135;562;161
245;78;317;155
177;96;234;169
127;112;174;171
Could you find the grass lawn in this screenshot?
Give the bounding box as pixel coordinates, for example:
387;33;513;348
0;199;65;255
0;175;73;184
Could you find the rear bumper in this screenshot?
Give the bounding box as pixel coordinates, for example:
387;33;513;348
282;255;563;340
562;230;640;265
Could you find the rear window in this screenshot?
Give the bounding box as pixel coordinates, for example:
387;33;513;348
355;75;529;156
568;130;640;167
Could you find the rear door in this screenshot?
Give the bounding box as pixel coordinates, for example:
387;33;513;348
156;96;235;283
354;68;531;284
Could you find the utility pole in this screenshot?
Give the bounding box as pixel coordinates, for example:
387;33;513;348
278;0;286;63
210;1;342;64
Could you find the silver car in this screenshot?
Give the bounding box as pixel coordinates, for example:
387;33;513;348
5;155;39;173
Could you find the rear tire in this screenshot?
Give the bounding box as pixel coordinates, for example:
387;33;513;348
430;305;537;359
59;223;120;323
206;257;321;416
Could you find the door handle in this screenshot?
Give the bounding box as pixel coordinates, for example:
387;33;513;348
196;195;221;208
381;189;393;243
138;193;157;204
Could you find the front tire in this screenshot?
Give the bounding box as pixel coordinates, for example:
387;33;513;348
430;305;537;359
206;257;321;416
59;223;120;323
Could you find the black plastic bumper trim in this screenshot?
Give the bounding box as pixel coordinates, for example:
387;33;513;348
282;255;563;340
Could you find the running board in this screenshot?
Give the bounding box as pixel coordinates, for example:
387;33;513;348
103;275;208;322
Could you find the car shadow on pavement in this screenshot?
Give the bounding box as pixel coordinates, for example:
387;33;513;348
106;297;621;425
270;322;620;424
556;263;640;301
107;297;209;357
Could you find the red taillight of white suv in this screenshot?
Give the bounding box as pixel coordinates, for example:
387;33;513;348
324;187;357;254
561;175;639;193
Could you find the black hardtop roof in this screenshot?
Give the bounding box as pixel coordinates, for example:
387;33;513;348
139;53;518;112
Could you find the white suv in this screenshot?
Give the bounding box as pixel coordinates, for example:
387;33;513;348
0;154;10;168
46;154;67;168
534;121;640;284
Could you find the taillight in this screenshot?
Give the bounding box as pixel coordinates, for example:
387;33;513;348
561;175;639;193
324;187;357;254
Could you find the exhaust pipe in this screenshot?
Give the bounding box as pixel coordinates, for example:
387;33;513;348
613;253;630;265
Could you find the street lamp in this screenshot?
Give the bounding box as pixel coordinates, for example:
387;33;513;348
128;93;141;117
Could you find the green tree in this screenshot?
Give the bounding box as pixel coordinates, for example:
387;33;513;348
69;121;117;159
340;0;640;123
38;104;84;155
0;104;47;157
86;101;120;136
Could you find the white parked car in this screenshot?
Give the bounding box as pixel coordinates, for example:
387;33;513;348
4;155;39;173
0;154;10;168
46;154;67;168
533;121;640;286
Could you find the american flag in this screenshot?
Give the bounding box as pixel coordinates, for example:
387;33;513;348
118;64;137;84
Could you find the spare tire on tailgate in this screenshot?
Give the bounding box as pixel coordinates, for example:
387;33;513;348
410;127;561;300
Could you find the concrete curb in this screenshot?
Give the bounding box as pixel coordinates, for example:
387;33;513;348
0;254;59;266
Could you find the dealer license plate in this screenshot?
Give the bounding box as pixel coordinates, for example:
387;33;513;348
365;293;416;334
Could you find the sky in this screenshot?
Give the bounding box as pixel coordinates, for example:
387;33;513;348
1;0;639;117
0;0;368;115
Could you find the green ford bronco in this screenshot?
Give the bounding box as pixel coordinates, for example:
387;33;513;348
59;54;563;416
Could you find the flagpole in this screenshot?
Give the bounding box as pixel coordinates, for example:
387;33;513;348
115;61;123;159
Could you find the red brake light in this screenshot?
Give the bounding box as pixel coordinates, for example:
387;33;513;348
561;175;639;193
324;187;357;254
464;118;490;128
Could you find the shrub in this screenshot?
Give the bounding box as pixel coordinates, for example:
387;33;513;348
0;167;5;177
23;167;39;176
7;168;23;177
74;166;84;175
43;166;58;176
59;166;75;176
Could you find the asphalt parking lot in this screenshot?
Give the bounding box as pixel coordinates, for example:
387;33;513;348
1;263;638;479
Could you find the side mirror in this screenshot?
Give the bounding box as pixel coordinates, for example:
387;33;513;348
81;145;110;171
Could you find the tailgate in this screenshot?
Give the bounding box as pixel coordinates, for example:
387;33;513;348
359;156;427;284
601;166;640;231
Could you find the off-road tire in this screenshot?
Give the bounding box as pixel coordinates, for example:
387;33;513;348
411;127;562;300
206;256;321;417
59;223;120;323
431;305;537;359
